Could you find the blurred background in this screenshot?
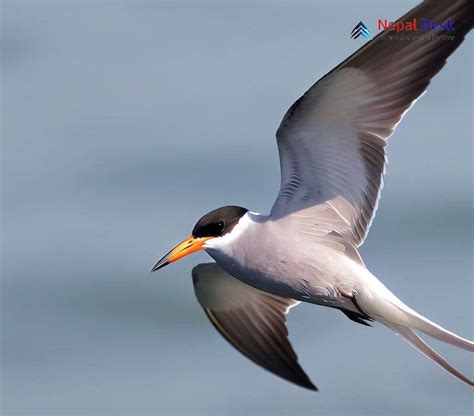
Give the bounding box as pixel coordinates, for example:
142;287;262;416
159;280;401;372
1;1;472;415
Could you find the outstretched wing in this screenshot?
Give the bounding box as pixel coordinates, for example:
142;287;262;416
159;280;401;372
192;263;316;391
272;0;473;246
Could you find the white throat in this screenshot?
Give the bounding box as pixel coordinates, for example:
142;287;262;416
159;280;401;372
204;212;258;252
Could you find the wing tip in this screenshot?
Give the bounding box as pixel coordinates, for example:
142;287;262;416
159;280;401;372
290;368;319;391
302;380;319;392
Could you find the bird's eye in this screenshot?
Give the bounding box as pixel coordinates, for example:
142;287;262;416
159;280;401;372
216;221;225;232
193;220;226;238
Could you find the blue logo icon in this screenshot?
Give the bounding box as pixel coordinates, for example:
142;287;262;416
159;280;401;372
351;21;372;39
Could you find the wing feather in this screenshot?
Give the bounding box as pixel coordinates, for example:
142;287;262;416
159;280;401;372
192;263;317;390
272;0;473;246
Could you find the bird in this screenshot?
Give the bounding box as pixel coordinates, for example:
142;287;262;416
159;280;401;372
151;0;473;391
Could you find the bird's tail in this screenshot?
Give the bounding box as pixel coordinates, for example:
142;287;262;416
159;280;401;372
359;288;473;387
386;323;473;387
400;307;473;353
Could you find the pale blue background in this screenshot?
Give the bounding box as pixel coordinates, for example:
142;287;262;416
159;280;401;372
1;1;473;415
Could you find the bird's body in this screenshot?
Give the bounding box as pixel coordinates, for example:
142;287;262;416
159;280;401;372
205;210;473;355
206;211;371;310
153;0;474;391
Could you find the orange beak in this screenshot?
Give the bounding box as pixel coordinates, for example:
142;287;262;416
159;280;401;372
151;236;213;271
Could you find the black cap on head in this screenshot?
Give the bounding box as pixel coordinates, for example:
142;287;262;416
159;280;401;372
192;206;248;238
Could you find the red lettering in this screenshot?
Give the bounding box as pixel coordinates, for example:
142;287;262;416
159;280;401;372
378;19;388;30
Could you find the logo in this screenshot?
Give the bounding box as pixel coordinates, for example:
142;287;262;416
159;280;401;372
351;21;372;39
351;18;454;41
378;18;454;32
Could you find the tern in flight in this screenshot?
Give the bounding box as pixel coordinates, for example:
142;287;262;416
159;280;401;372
152;0;473;390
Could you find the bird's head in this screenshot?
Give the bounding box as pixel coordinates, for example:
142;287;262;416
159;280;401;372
151;205;248;271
